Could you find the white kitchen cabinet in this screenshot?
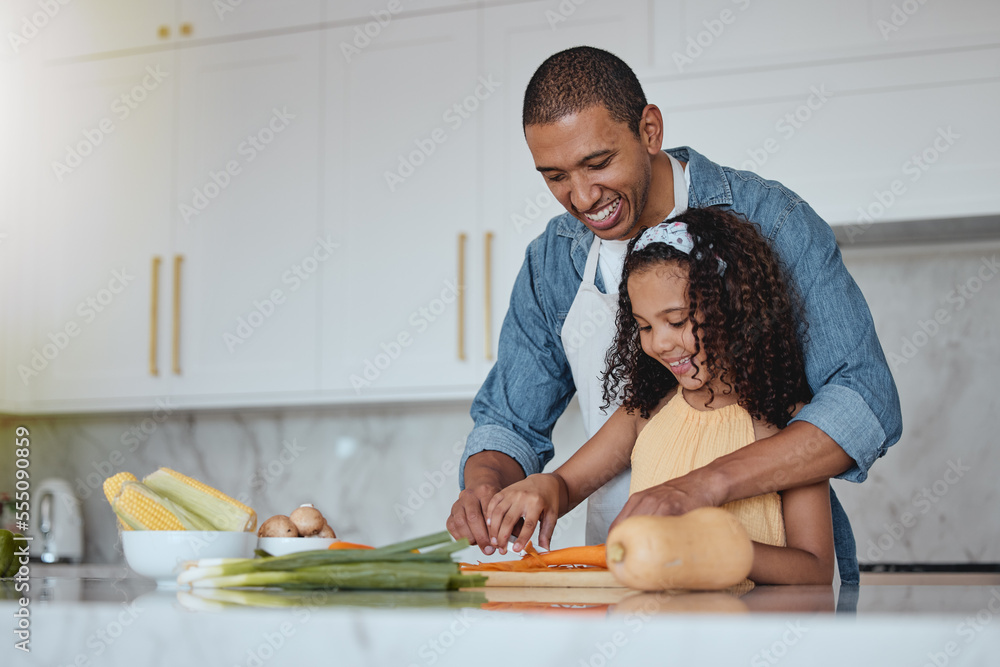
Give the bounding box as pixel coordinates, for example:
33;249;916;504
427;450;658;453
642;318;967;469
0;54;27;413
326;0;476;23
33;0;179;61
177;0;323;41
651;0;876;73
321;10;490;399
650;0;1000;73
17;52;176;409
171;33;323;399
11;34;325;413
646;46;1000;224
27;0;324;62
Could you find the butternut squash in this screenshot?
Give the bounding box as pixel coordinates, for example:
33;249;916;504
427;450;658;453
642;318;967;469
605;508;753;591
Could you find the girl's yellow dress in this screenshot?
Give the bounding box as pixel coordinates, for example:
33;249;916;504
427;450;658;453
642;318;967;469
629;389;786;548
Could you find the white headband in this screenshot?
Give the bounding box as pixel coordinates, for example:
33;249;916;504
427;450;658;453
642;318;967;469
632;221;727;276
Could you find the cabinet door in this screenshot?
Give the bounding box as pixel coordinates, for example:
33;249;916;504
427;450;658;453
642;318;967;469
20;53;176;410
31;0;177;61
172;34;322;401
322;11;485;399
480;1;652;354
0;55;26;411
178;0;323;41
327;0;476;22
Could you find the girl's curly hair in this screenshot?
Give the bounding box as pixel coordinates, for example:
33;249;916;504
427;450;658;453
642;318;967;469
600;206;811;428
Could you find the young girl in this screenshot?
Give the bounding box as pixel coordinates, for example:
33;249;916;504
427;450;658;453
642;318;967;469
485;207;835;585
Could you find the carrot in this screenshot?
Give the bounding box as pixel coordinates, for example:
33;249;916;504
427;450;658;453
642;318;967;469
461;542;607;571
327;541;375;550
533;544;607;568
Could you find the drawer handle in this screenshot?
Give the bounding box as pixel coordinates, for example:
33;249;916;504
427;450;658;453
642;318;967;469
457;233;467;361
172;255;183;375
484;231;493;361
150;256;161;376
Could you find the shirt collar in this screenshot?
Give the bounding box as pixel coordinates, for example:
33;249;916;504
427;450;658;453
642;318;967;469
665;146;732;208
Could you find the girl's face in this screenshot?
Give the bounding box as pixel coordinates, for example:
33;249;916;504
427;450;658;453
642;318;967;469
628;263;712;392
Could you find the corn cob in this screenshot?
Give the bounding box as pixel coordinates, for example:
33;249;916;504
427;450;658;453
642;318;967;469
103;472;137;531
143;468;256;532
111;481;214;531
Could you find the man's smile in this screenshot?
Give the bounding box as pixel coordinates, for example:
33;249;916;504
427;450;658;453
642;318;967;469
581;196;623;230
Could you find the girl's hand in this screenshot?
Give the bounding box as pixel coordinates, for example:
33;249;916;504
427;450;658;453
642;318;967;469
485;473;563;553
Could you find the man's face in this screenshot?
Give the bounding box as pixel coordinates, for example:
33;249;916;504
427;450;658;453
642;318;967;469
525;105;653;241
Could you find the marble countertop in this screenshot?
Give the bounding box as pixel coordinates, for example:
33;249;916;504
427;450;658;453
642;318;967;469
5;565;1000;666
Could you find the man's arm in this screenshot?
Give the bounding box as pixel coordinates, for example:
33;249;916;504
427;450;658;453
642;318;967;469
611;421;849;528
449;231;578;552
776;199;902;479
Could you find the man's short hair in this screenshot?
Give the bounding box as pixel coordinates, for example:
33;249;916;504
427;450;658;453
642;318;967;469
522;46;647;137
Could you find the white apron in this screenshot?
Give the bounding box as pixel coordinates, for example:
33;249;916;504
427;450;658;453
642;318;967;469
560;153;688;545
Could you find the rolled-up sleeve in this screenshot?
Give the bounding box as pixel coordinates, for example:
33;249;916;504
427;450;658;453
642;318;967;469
460;238;577;490
460;425;543;488
776;202;903;483
793;385;887;479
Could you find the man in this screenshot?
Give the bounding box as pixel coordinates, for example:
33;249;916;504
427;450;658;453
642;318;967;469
447;46;901;585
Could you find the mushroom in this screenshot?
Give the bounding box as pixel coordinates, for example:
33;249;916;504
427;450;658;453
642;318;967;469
258;515;299;538
317;524;336;539
289;504;327;537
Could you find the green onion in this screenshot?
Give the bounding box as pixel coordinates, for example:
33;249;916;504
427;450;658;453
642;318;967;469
179;531;486;591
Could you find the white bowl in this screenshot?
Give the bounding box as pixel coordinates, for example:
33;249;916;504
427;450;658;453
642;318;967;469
257;537;338;557
123;531;256;588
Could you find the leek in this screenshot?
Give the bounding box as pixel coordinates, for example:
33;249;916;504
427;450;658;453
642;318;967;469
179;531;486;591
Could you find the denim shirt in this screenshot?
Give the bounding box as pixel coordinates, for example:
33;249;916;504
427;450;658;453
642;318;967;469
461;146;903;584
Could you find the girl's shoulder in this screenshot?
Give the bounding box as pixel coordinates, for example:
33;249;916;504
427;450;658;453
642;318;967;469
752;401;807;440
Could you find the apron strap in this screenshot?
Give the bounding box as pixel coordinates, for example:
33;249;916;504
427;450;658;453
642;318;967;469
582;234;602;285
667;152;688;216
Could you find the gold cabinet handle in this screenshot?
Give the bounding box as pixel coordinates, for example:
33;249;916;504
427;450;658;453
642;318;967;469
484;231;493;361
157;25;170;40
179;22;193;37
172;255;183;375
150;257;161;376
457;233;467;361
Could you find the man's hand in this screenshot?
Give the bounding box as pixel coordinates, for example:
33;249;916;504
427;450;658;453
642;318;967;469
608;470;725;533
448;451;528;554
447;483;501;555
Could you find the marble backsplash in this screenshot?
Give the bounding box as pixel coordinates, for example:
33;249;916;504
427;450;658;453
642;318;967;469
833;238;1000;565
1;239;997;566
0;400;590;565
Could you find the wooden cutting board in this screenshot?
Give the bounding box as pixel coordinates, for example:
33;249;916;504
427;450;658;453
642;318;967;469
472;569;626;588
